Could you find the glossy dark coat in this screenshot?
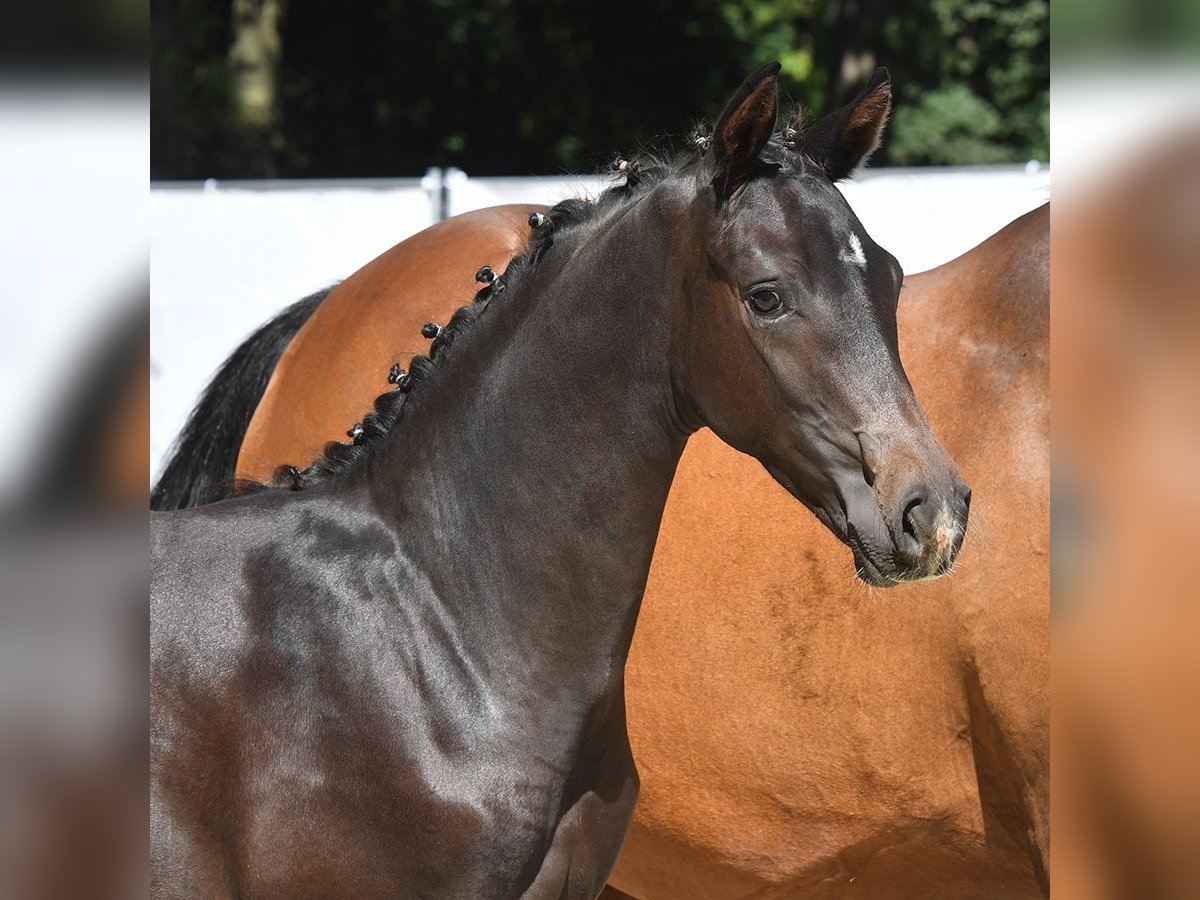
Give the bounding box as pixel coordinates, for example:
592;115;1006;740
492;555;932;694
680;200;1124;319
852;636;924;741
151;64;968;898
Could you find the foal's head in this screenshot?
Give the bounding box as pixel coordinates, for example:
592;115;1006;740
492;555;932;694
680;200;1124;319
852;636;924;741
666;63;970;585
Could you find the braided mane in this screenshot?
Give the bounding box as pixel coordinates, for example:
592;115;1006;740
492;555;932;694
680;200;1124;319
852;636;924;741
255;117;815;494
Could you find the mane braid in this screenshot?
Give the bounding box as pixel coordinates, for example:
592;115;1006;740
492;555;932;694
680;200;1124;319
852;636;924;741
254;114;811;494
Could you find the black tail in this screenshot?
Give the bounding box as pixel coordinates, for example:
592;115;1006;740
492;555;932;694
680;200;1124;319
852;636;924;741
150;287;331;510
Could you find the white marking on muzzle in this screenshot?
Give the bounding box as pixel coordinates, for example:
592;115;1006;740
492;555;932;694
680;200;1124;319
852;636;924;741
932;507;961;569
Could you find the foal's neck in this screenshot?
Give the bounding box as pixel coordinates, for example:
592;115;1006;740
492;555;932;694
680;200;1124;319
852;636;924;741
361;194;692;705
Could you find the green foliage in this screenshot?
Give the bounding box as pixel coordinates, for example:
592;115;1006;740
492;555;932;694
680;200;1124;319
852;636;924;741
152;0;237;178
1053;0;1200;57
891;84;1008;165
839;0;1049;165
152;0;1048;178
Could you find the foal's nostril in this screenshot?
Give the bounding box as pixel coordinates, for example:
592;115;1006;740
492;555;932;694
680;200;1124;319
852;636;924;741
895;484;967;575
901;490;927;542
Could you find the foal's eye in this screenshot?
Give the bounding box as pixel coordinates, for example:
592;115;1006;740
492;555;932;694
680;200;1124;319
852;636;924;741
747;288;784;316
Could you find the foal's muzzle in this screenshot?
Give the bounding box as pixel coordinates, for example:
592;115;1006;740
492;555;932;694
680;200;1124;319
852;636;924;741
891;481;971;580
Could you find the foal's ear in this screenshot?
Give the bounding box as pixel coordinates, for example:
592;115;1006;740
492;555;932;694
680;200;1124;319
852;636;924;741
711;61;781;197
798;68;892;181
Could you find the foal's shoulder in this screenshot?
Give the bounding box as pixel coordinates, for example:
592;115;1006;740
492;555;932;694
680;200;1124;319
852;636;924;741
150;488;317;558
150;491;323;627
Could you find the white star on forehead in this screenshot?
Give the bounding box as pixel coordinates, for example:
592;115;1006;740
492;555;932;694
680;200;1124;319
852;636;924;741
841;232;867;269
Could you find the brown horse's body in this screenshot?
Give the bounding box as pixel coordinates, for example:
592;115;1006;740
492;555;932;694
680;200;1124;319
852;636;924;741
236;203;1048;897
238;204;543;478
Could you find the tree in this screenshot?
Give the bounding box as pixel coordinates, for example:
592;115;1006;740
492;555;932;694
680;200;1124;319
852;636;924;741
151;0;1049;178
228;0;285;175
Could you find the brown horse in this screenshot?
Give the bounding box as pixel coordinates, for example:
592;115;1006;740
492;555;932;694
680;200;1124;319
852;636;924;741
236;205;543;480
156;199;1046;894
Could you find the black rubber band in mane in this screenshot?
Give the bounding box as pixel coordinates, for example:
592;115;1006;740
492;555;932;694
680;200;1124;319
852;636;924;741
251;118;814;494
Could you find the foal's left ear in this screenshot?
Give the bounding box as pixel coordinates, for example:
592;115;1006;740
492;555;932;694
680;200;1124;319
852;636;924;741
711;61;781;197
798;68;892;181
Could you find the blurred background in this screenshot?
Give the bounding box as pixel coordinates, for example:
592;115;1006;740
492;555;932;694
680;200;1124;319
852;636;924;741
1051;1;1200;897
0;0;146;895
152;0;1049;178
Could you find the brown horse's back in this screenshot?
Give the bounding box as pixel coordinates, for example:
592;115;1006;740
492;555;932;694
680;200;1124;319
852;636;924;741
233;202;1049;897
237;204;543;482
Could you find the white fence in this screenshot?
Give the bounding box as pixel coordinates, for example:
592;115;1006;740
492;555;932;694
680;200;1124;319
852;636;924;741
150;165;1050;483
